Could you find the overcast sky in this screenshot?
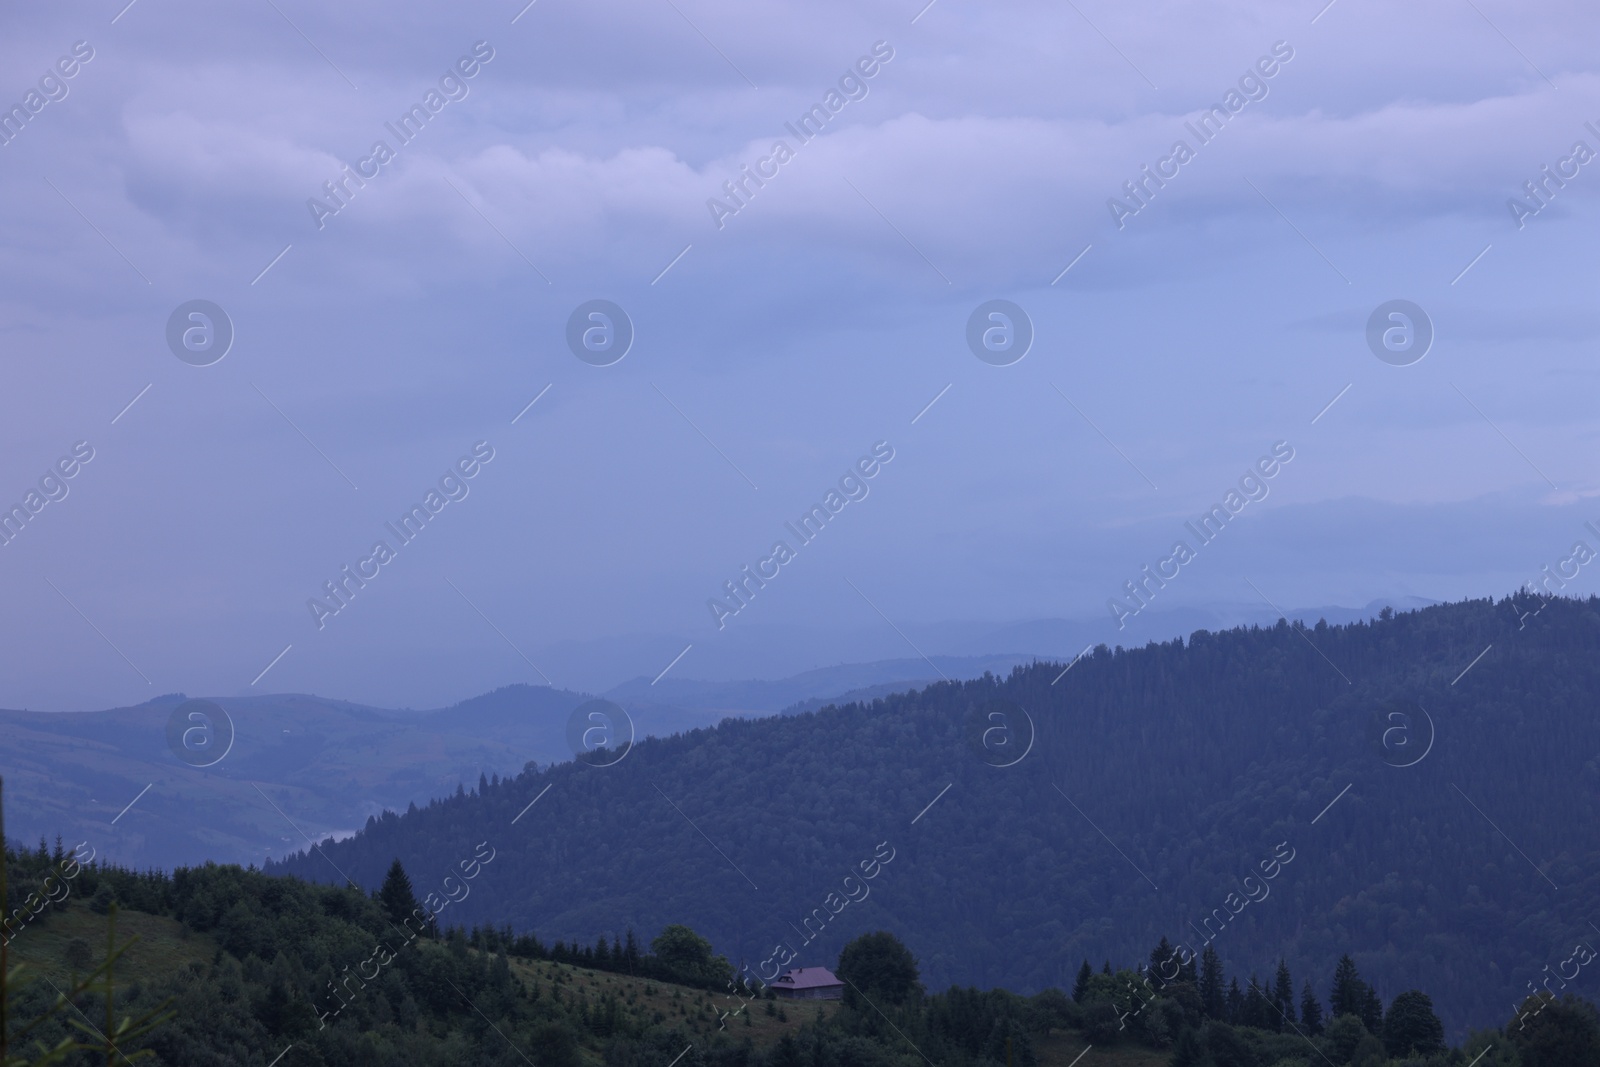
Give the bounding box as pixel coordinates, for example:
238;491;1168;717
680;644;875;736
2;0;1598;710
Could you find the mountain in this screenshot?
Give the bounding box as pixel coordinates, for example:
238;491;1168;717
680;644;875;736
602;653;1039;713
0;688;590;870
269;594;1600;1037
524;597;1441;694
0;661;1029;871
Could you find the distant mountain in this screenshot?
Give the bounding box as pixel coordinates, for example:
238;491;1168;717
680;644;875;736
0;597;1435;872
0;689;593;869
0;661;1033;870
269;594;1600;1036
603;653;1039;711
528;597;1441;693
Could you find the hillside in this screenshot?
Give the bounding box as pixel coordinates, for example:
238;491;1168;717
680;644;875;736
3;842;1199;1067
0;688;589;869
269;595;1600;1036
0;661;1047;872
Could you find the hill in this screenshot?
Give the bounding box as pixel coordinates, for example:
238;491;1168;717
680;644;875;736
2;837;1186;1067
0;659;1040;872
269;594;1600;1037
0;688;592;870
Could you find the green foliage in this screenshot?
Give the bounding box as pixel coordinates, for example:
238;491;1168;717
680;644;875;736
1323;1013;1369;1062
1071;961;1092;1003
1509;994;1600;1067
60;941;90;974
1382;990;1444;1057
836;932;921;1009
1298;981;1322;1036
376;858;419;932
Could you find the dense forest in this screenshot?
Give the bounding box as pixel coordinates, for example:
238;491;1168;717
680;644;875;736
270;595;1600;1035
6;839;1598;1066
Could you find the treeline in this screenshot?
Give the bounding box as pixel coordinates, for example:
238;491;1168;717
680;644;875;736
1049;933;1600;1066
7;838;1600;1065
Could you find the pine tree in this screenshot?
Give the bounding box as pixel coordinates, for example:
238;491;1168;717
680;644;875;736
1102;959;1112;975
1273;959;1295;1026
1330;954;1365;1018
624;930;641;973
1226;977;1244;1024
1199;946;1226;1019
377;858;420;931
1360;983;1385;1033
1149;937;1176;988
1300;980;1324;1035
1072;960;1092;1003
1244;975;1270;1030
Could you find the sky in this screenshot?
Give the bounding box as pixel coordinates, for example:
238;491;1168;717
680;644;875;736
3;0;1599;711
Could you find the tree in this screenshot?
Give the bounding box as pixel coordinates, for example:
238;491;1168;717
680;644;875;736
1225;978;1243;1026
377;858;419;931
1272;960;1294;1027
1072;960;1093;1003
1150;937;1177;989
1382;989;1444;1057
651;924;712;966
1299;980;1323;1035
1242;976;1269;1030
1027;988;1075;1035
1199;946;1226;1020
1350;1031;1387;1067
1204;1021;1253;1067
1324;1013;1368;1063
837;931;922;1008
1359;984;1384;1033
1509;994;1600;1067
650;924;732;987
1081;1001;1121;1044
1170;1026;1209;1067
1330;955;1366;1019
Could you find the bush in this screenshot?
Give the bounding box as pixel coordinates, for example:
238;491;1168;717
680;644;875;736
64;936;93;971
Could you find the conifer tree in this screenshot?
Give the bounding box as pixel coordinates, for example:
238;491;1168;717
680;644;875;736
1244;975;1270;1030
1149;937;1176;988
1272;960;1295;1027
1072;961;1092;1003
1330;955;1365;1019
377;858;420;931
1226;978;1244;1025
1360;984;1385;1033
1300;980;1324;1035
1199;946;1226;1019
624;930;641;973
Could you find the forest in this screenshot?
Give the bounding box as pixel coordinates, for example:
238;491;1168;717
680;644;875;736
4;836;1597;1066
269;595;1600;1034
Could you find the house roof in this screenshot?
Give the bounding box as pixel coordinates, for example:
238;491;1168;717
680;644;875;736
773;966;843;989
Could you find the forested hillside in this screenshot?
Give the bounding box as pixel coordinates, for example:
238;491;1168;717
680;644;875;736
269;595;1600;1036
6;839;1589;1067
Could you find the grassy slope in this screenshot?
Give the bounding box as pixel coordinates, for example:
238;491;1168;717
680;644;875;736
3;898;217;987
